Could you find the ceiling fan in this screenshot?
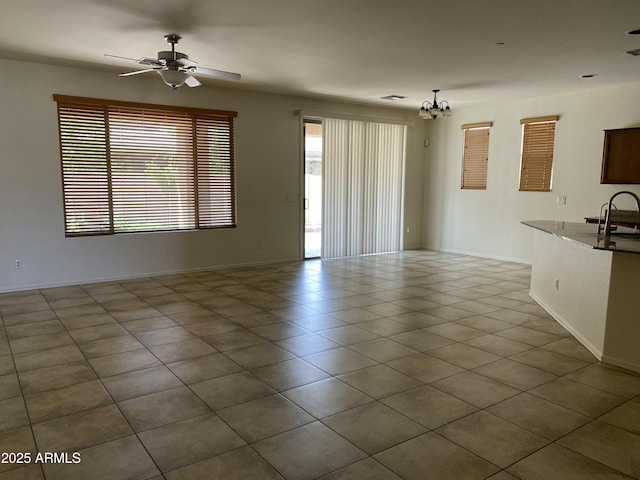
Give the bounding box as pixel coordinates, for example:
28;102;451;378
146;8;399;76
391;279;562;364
106;34;241;89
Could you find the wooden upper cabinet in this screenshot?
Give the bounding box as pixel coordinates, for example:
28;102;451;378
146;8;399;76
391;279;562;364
601;128;640;184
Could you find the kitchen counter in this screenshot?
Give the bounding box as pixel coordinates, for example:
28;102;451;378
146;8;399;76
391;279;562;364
522;220;640;373
522;220;640;254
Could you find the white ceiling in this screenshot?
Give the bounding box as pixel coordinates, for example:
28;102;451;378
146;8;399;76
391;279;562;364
2;0;640;110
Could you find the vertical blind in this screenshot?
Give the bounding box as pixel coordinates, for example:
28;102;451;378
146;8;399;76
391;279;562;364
54;95;237;236
461;122;492;190
519;116;558;192
322;118;406;259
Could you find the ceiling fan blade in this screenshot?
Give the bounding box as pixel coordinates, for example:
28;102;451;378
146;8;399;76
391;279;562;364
193;66;241;81
176;57;198;68
184;75;202;88
104;53;139;62
119;69;158;77
138;57;165;67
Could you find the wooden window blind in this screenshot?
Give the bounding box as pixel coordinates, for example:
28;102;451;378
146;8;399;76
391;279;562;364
519;116;559;192
461;122;492;190
53;95;237;237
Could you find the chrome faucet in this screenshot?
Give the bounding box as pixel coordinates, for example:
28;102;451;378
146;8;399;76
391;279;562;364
603;191;640;236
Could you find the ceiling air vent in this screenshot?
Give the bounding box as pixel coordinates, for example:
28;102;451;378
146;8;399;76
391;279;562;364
626;48;640;56
381;94;406;100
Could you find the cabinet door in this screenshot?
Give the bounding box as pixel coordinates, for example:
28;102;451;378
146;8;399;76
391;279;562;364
601;129;640;184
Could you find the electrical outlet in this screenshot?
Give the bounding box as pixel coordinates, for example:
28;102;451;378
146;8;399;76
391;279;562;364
258;240;265;249
14;259;22;269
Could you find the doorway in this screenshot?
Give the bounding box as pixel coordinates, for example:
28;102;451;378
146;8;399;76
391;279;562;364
304;120;322;258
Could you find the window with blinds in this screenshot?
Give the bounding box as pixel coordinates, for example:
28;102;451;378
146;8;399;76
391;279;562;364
519;116;559;192
53;95;237;237
461;122;492;190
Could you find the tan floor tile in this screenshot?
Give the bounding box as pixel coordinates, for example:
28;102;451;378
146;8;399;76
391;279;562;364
1;309;56;327
529;378;626;417
381;385;478;429
225;342;295;369
356;318;415;336
600;399;640;436
5;320;65;340
473;358;555;390
42;435;159;480
540;337;598;363
463;334;532;357
253;422;367;480
118;386;210;432
120;315;178;334
53;303;106;319
9;333;74;355
0;374;21;401
167;353;243;384
164;445;284;480
495;326;560;347
509;349;589;376
135;325;197;347
558;420;640;478
18;361;97;394
337;364;421;400
110;306;163;322
218;394;315;442
102;365;183;401
252;358;330;391
429;343;501;369
485;309;541;325
249;321;310;341
374;432;499;480
0;426;37;474
436;411;549;468
317;325;380;346
184;318;241;337
388;311;449;328
276;333;340;356
431;371;520;408
303;347;377;375
139;413;246;472
317;458;402;480
488;392;590;440
0;463;44;479
283;377;374;418
348;338;419;363
12;345;85;373
147;337;217;363
386;353;464;383
32;404;132;452
564;364;640;399
59;313;117;330
422;305;476;321
290;314;346;332
456;315;516;333
78;335;144;359
508;443;633;480
0;397;30;431
191;371;275;410
323;402;426;454
328;308;383;324
88;348;160;377
24;380;113;423
388;329;455;351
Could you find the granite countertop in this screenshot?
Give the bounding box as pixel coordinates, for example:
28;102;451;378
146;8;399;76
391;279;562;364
522;220;640;254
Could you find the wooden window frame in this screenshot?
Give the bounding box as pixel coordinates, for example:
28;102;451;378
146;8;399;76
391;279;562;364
461;122;492;190
53;95;238;237
519;115;559;192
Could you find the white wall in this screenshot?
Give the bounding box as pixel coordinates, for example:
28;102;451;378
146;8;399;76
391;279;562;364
423;83;640;262
0;59;428;292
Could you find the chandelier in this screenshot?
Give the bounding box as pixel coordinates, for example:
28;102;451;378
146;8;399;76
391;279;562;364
419;89;451;119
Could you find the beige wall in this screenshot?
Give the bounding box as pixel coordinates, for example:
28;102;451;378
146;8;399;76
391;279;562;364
423;83;640;262
0;59;428;292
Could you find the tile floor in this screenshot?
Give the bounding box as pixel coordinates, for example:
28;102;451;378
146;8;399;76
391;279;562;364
1;250;640;479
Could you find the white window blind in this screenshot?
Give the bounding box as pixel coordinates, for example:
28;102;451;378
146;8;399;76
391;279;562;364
322;118;406;259
54;95;237;236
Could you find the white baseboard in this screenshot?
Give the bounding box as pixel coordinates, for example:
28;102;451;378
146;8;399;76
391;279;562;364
422;245;531;265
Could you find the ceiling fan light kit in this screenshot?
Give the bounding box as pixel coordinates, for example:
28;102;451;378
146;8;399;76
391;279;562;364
419;89;452;119
111;33;241;90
